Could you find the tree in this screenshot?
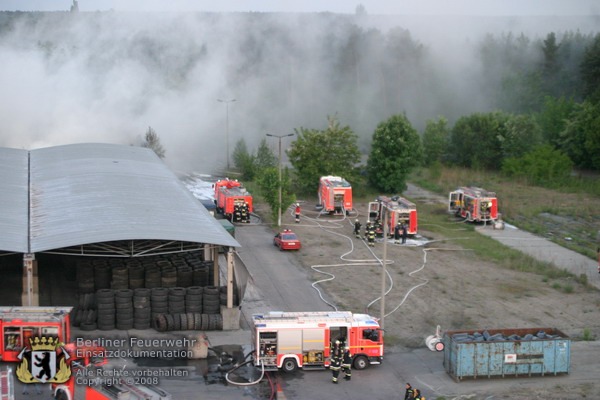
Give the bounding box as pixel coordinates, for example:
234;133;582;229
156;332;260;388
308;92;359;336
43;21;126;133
256;167;295;223
447;112;507;170
580;33;600;102
498;114;542;160
536;96;576;147
232;139;256;181
421;117;449;166
254;138;277;171
142;126;165;159
367;114;422;193
560;100;600;170
287;116;361;193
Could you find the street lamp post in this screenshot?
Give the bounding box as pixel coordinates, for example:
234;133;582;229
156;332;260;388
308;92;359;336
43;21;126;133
217;98;236;171
266;133;294;227
380;209;388;333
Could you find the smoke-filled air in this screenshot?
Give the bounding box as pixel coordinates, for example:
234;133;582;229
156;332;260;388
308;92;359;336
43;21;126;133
0;7;597;173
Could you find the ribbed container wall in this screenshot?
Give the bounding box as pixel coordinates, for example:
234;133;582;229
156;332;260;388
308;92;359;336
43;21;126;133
443;327;570;381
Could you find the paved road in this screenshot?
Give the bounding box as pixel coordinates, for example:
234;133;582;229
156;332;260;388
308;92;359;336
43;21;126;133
477;223;600;289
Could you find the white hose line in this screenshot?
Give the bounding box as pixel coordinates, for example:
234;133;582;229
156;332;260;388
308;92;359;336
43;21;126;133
225;359;265;386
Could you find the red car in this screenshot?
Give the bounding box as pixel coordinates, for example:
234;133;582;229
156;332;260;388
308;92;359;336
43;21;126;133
273;229;301;251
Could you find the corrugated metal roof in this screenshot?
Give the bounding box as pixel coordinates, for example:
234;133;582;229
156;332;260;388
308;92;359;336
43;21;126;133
0;148;29;253
0;143;239;253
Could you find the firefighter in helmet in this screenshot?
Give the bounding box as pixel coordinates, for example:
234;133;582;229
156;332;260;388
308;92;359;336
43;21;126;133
341;346;352;381
367;222;376;247
330;340;342;384
353;219;361;238
404;383;414;400
364;220;371;240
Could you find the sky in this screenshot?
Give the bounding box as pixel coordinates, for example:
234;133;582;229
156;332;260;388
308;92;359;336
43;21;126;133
1;0;599;16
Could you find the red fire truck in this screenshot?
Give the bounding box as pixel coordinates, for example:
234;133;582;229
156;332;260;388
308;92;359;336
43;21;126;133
368;196;418;236
251;311;383;373
318;176;352;215
213;178;253;223
0;307;71;363
448;187;498;222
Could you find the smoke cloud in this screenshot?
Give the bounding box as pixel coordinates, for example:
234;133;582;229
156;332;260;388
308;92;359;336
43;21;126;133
0;10;597;173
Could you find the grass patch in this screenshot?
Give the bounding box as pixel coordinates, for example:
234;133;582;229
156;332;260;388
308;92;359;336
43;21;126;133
410;166;600;260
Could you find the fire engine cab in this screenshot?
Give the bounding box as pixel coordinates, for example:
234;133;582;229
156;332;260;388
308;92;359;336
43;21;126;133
368;196;418;236
318;176;352;215
252;311;383;373
448;187;498;222
0;307;71;362
213;178;253;223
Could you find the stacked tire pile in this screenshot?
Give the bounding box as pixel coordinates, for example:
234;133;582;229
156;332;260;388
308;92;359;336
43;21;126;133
76;263;95;294
150;286;223;332
71;252;234;332
133;288;152;329
154;312;223;332
94;263;111;290
73;292;98;331
219;286;239;306
96;289;115;330
111;266;129;290
114;289;134;330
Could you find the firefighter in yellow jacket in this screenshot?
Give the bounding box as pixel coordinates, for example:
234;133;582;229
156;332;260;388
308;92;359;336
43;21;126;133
330;341;342;384
341;346;352;381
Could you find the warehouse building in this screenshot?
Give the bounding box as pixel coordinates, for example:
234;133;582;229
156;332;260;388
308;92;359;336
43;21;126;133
0;143;242;328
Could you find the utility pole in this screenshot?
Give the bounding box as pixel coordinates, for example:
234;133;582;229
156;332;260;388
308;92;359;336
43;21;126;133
380;208;388;333
217;98;236;171
266;133;294;227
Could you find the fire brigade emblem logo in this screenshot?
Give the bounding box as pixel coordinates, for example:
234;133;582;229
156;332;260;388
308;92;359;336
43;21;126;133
16;337;71;384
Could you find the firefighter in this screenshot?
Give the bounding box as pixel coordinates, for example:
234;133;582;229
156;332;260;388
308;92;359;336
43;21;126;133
401;222;408;244
295;203;301;223
353;219;361;238
394;223;401;244
240;203;248;223
404;383;414;400
374;218;383;238
413;388;425;400
233;204;241;222
367;223;376;247
341;346;352;381
364;220;371;239
244;202;251;223
330;341;342;384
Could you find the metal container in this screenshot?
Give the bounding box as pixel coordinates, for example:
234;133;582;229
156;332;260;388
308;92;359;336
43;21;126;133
443;327;570;381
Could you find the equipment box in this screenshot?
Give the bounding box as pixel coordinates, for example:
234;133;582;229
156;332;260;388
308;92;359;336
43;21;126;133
443;327;570;381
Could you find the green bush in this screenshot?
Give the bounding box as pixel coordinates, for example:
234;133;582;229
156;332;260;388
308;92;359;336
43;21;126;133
501;145;572;186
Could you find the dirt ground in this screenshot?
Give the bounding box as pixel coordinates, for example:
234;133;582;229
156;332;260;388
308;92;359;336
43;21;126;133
286;196;600;345
273;185;600;399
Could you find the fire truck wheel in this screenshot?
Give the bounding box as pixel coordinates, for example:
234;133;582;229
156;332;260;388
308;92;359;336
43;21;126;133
352;355;368;370
281;358;298;373
55;389;69;400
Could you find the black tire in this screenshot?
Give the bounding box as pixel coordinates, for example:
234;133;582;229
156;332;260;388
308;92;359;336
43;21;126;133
200;314;209;331
353;355;369;370
154;314;168;332
194;313;203;330
55;389;69;400
165;314;175;331
79;322;97;331
281;358;298;373
185;312;195;330
182;313;190;330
